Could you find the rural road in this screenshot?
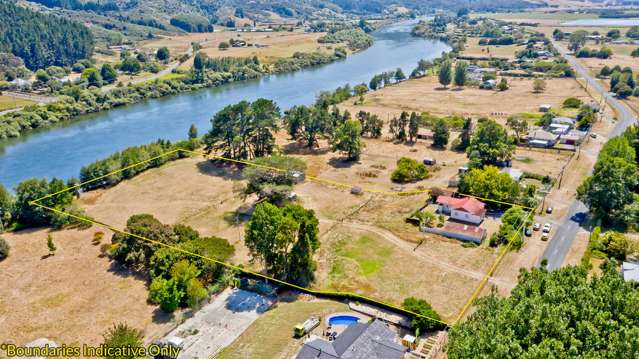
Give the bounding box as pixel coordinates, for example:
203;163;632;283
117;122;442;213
540;40;638;270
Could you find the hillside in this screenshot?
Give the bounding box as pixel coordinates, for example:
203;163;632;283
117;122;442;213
0;0;93;70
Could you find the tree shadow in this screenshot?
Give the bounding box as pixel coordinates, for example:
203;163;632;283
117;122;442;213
152;307;174;324
40;253;54;260
451;87;464;92
283;141;330;156
328;156;358;169
107;260;149;282
224;289;272;314
196;159;243;181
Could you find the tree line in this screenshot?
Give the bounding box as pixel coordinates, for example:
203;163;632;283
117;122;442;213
110;214;235;312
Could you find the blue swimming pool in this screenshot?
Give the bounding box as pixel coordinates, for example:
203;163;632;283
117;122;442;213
329;315;360;326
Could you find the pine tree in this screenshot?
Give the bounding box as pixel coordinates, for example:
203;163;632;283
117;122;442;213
438;60;452;88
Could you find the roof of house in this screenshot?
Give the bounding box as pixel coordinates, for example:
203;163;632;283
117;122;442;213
443;221;487;240
296;320;404;359
527;129;559;142
552;117;576;125
437;196;486;216
622;262;639;282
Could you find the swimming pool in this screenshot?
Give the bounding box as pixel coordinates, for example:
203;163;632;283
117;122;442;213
328;315;361;326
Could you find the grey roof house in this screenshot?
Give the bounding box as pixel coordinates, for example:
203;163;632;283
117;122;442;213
296;319;405;359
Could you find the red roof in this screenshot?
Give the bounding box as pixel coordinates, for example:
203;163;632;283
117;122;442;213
436;195;486;216
443;221;487;240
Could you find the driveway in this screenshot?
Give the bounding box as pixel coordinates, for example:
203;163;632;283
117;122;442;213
161;288;273;359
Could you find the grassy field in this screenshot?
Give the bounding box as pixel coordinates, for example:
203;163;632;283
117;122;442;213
0;95;35;111
0;227;174;346
316;227;489;321
462;38;523;59
340;75;591;124
217;299;347;359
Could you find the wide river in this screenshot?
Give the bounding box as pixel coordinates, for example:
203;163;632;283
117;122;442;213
0;19;449;189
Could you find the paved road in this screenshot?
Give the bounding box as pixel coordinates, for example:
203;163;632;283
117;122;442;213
539;40;638;270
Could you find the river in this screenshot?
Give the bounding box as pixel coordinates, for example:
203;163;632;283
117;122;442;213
0;20;450;189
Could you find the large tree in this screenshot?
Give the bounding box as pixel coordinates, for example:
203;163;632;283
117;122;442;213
467;119;514;165
438;60;452;88
432;119;449;147
447;262;639;358
204;99;280;159
331;119;363;160
454;61;468;88
458;166;521;204
245;203;319;286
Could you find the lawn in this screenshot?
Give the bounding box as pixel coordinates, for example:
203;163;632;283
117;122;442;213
0;95;35;111
317;227;483;321
216;299;347;359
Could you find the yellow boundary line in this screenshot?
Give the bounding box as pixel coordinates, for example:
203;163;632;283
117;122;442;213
29;148;533;328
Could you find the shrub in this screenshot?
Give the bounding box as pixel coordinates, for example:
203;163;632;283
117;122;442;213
391;157;429;183
0;237;9;260
402;297;444;331
563;97;583;108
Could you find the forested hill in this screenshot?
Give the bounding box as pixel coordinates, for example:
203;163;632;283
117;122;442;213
0;1;94;70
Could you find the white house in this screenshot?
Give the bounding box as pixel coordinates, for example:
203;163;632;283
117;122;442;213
436;195;486;225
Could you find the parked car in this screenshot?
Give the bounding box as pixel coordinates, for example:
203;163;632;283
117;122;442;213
525;228;533;237
533;223;541;231
590;133;597;139
541;232;549;241
543;223;552;233
546;207;553;214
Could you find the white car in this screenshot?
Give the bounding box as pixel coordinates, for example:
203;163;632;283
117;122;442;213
541;232;549;241
533;223;541;231
543;223;552;233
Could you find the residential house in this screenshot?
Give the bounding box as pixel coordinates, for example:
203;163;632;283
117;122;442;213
559;129;587;145
436;195;486;225
622;261;639;282
295;319;405;359
527;129;559;147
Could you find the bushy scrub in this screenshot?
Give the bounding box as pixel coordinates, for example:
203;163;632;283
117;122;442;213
391;157;429;183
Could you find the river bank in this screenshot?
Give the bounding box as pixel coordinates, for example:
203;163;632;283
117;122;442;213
0;19;450;189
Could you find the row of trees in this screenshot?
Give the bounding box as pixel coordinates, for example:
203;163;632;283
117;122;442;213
578;127;639;225
111;214;234;312
80;137;199;191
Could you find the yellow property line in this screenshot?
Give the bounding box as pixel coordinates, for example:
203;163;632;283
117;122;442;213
30;147;532;328
452;209;534;324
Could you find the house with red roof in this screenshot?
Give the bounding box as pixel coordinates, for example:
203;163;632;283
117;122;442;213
436;195;486;225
